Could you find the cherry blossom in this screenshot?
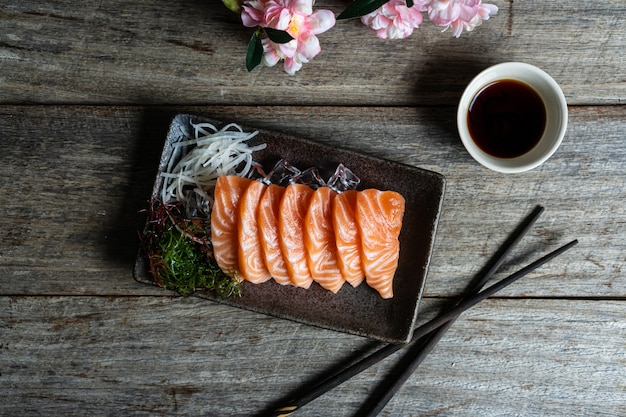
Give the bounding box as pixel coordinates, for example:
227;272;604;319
232;0;499;73
360;0;427;39
241;0;335;74
427;0;498;37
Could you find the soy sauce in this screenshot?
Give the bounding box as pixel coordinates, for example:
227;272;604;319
468;79;546;158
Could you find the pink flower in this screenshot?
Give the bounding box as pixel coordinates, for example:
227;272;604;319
361;0;425;39
241;0;335;74
427;0;498;37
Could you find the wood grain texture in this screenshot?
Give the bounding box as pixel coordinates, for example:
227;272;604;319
0;105;623;298
1;0;625;414
1;296;624;416
1;1;625;106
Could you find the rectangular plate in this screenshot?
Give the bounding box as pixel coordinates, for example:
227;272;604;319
134;114;445;343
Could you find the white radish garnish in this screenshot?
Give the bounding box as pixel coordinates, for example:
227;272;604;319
160;122;266;205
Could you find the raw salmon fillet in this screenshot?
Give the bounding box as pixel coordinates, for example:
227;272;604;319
237;180;272;283
258;184;291;285
332;190;364;287
304;187;344;293
356;189;405;299
279;183;315;288
211;175;254;278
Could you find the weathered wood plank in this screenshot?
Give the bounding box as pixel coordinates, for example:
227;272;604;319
1;296;624;416
0;105;623;298
1;1;624;106
2;2;624;416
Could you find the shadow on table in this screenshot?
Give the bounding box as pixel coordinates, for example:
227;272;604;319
411;56;495;149
252;338;385;417
102;107;178;267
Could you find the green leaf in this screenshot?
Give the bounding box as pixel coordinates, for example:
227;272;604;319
406;0;414;6
246;31;263;72
265;28;294;44
221;0;242;13
338;0;389;20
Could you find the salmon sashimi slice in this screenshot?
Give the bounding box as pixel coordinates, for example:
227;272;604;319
279;183;315;288
237;180;272;284
258;184;291;285
332;190;364;287
304;187;344;293
211;175;254;278
356;189;405;299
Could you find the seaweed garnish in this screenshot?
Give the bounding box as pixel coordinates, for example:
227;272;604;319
139;198;242;298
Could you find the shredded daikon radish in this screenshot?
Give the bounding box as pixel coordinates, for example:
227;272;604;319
160;121;266;207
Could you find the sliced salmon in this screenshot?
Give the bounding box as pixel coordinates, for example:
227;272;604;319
237;180;272;284
279;183;315;288
332;189;364;287
304;187;344;293
211;175;254;278
258;184;291;285
356;189;405;299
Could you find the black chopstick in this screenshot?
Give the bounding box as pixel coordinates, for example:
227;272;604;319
356;205;547;416
358;238;577;415
263;207;579;417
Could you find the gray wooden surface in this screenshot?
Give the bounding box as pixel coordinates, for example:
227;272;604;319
1;0;625;416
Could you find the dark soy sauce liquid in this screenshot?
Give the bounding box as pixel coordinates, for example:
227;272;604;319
468;79;546;158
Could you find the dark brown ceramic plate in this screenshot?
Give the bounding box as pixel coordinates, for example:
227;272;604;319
134;114;445;343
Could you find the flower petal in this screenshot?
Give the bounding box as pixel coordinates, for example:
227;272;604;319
261;39;283;66
361;0;422;40
283;57;303;75
306;10;336;34
296;32;321;60
241;2;266;27
290;0;313;15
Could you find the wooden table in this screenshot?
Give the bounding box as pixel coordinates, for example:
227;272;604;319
1;1;625;416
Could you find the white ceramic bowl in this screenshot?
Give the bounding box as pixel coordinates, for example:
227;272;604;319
457;62;568;173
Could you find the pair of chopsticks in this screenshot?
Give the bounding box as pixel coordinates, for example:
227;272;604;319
262;205;578;417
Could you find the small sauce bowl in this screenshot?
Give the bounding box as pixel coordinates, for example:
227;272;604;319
457;62;568;173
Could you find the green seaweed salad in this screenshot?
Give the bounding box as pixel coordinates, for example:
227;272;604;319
140;199;242;298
